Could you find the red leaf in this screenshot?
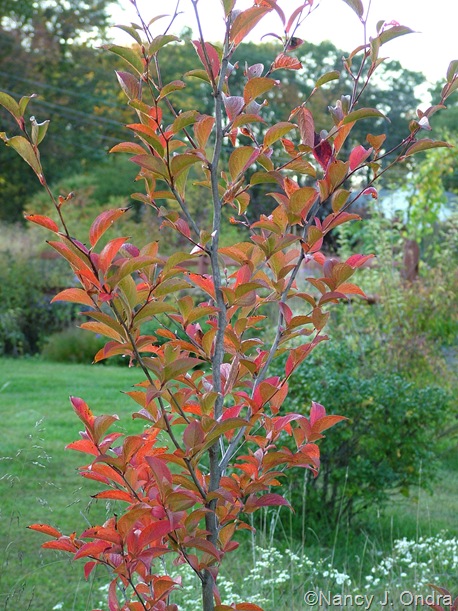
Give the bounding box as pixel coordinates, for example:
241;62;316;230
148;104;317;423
286;3;311;34
338;282;367;297
84;561;97;580
229;6;272;46
310;401;326;426
183;537;221;560
313;137;333;170
98;236;129;274
28;523;62;538
24;214;59;232
346;253;374;268
192;40;221;80
349;144;372;170
295;107;314;148
254;493;291;508
183;419;205;451
138;520;173;549
312;414;347;434
362;186;378;199
272;53;302;71
70;396;95;428
89;208;129;248
108;578;120;611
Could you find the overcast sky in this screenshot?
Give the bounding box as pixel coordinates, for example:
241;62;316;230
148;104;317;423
111;0;456;87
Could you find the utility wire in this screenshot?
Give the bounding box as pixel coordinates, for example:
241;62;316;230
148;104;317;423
0;69;125;111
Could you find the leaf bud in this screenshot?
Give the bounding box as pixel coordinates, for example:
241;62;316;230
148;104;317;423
328;104;344;125
340;95;351;114
244;63;264;79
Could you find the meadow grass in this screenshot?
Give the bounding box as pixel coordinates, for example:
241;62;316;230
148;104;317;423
0;358;456;610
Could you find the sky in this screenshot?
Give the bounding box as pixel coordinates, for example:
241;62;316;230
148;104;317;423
110;0;457;88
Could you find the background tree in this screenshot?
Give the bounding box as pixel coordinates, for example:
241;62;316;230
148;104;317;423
0;0;123;222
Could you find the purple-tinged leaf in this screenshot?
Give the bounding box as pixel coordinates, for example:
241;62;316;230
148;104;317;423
341;0;364;19
403;139;451;157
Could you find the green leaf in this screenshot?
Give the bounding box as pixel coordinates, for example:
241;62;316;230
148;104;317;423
229;146;259;180
403;139;452;158
315;70;340;88
128;99;151;115
331;189;350;213
221;0;236;16
0;91;21;120
158;80;186;100
103;44;144;75
116;71;140;100
204;418;248;448
130;154;169;178
115;24;142;44
446;60;458;83
184;69;212;84
342;108;386;124
5;135;42;175
134;301;177;324
172;110;199;133
163;357;202;382
170;153;200;178
341;0;364;18
263;122;295;148
149;34;179;55
378;25;414;46
232;113;265;129
31;118;50;146
18;94;37;116
243;77;277;104
250;171;283;186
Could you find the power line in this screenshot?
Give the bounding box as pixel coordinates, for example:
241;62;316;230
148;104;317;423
0;87;127;137
0;69;125;111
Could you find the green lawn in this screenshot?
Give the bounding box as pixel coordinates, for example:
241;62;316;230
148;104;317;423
1;358;457;610
0;358;144;611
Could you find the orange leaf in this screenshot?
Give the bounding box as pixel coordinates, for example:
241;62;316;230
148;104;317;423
229;6;272;46
51;288;94;308
89;208;129;248
25;214;59;232
92;490;134;503
28;523;62;538
272;53;302;71
42;538;78;553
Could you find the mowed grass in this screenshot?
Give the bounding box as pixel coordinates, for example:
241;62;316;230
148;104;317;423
1;358;457;610
0;358;144;611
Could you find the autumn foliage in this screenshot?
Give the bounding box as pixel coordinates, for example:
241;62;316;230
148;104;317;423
1;0;457;609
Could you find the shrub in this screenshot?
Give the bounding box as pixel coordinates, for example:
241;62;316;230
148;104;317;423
41;327;106;364
0;250;74;355
272;342;453;528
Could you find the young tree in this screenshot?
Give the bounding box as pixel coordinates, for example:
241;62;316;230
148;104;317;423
1;1;456;609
